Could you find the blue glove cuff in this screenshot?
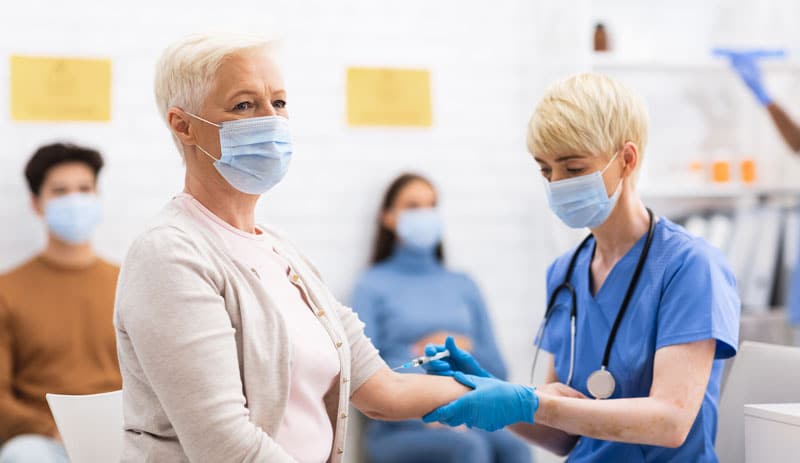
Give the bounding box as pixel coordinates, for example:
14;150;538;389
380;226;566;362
755;88;773;107
518;386;538;424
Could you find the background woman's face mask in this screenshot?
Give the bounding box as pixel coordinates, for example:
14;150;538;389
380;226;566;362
544;152;623;229
187;112;293;195
397;208;443;251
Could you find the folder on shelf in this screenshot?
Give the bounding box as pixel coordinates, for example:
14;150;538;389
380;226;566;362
737;207;783;310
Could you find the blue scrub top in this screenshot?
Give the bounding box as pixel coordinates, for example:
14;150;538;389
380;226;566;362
541;217;740;463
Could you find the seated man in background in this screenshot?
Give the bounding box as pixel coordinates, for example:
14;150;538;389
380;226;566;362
0;143;122;463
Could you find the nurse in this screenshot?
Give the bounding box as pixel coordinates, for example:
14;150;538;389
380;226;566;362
422;73;741;462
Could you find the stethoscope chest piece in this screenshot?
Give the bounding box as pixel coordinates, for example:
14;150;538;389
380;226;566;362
587;367;615;400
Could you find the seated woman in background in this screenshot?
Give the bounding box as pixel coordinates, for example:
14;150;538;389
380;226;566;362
352;173;531;463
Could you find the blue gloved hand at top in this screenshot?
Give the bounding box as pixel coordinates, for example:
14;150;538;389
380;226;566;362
423;372;538;432
422;336;492;378
713;48;786;107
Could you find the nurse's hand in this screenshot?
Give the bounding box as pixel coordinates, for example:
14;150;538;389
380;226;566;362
422;336;492;378
422;372;538;432
713;48;784;106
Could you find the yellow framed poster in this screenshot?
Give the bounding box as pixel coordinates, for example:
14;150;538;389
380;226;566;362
10;55;112;122
346;67;432;127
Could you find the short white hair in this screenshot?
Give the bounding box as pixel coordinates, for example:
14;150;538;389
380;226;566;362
154;32;279;157
528;73;649;164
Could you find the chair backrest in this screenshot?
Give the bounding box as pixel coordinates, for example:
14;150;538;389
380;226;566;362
46;390;123;463
716;341;800;463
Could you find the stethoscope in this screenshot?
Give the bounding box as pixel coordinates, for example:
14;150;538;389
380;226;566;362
530;208;655;399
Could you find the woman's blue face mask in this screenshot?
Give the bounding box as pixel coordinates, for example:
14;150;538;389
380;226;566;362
544;152;623;229
186;112;293;195
397;208;443;251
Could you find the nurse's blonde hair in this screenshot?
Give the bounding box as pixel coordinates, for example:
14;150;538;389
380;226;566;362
527;73;649;164
154;32;280;158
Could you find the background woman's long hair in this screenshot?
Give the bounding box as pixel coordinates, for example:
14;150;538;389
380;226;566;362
370;173;445;264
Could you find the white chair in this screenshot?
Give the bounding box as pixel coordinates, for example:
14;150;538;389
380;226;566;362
45;390;123;463
716;342;800;463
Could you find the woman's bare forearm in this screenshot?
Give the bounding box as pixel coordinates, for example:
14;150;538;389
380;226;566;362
351;367;469;420
767;103;800;152
529;340;714;449
509;421;579;456
535;395;690;448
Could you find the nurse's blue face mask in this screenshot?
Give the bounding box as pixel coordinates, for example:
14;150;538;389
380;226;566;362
544;152;623;229
397;209;443;251
186;112;293;195
45;193;103;244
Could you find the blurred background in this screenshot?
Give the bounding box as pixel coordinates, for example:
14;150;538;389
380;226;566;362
3;1;800;461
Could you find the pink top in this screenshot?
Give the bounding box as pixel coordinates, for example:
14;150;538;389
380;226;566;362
173;193;341;463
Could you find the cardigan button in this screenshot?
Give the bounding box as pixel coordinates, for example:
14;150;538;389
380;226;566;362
342;377;349;384
290;274;300;283
317;310;326;317
337;448;344;454
340;413;348;419
335;341;343;348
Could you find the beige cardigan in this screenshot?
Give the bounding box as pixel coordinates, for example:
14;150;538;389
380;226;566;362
114;199;386;462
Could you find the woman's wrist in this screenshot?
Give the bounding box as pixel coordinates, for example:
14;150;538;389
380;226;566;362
533;390;555;426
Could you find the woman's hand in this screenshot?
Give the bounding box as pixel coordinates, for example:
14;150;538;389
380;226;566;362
422;336;492;378
536;382;587;400
413;332;472;356
422;372;538;432
424;422;468;432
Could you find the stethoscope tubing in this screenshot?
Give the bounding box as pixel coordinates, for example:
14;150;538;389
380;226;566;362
530;209;655;394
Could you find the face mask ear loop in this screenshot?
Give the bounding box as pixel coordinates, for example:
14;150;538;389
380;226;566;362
601;150;627;195
195;144;221;163
184;111;222;128
183;110;223;163
601;150;621;174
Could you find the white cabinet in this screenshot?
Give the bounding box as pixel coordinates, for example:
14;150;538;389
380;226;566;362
744;403;800;462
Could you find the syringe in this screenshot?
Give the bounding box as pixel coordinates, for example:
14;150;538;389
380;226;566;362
393;350;450;370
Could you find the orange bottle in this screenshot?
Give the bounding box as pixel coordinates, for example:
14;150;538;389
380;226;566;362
711;160;731;183
740;158;757;184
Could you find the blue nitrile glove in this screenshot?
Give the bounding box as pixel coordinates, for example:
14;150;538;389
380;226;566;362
713;48;786;107
422;372;538;432
422;336;492;378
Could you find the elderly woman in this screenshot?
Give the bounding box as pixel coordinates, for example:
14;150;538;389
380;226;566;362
422;73;740;462
114;33;468;463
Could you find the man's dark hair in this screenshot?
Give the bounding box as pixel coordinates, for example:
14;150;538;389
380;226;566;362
25;143;104;196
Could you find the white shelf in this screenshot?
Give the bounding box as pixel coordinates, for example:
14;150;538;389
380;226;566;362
590;54;800;73
640;185;800;200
